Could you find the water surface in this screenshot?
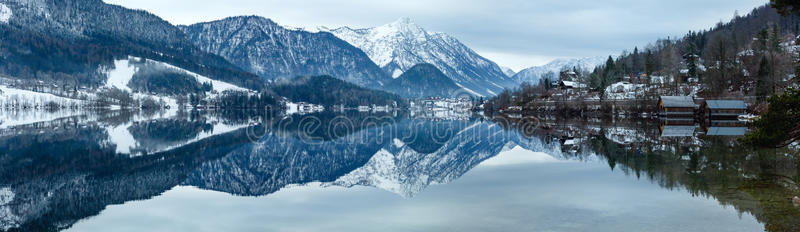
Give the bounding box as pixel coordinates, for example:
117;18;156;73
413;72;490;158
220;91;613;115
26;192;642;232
0;110;797;231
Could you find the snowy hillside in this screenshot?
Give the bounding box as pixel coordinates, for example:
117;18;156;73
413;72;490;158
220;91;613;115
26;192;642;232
327;17;516;96
0;56;253;112
0;0;263;90
101;56;249;94
514;56;606;84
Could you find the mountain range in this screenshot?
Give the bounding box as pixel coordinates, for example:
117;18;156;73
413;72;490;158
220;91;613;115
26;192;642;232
0;0;264;90
185;118;565;198
180;16;391;89
513;56;607;84
0;0;610;101
327;18;518;97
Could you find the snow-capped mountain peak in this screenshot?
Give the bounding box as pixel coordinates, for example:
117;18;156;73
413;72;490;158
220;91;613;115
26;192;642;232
329;17;517;97
381;17;425;35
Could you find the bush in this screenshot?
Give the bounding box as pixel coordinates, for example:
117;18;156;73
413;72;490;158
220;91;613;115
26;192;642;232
742;88;800;147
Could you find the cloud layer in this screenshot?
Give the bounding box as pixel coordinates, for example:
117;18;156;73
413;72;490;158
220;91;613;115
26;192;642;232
106;0;766;70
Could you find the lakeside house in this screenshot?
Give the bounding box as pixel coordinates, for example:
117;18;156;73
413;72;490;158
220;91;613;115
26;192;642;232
559;81;587;90
658;96;696;118
702;100;747;119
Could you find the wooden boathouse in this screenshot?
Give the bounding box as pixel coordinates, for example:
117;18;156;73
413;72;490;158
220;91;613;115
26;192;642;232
702;100;747;119
658;96;696;118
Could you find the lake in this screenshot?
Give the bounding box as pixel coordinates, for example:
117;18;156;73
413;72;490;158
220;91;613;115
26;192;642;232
0;109;798;231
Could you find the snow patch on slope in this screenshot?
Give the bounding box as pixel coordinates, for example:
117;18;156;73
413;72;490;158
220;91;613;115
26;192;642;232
391;69;403;79
104;59;138;92
102;57;249;94
0;3;12;24
157;62;249;93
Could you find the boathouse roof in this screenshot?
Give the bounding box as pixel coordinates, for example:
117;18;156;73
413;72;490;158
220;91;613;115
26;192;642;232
660;96;696;108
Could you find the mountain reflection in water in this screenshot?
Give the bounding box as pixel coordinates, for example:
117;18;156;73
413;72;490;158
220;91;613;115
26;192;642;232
0;110;797;231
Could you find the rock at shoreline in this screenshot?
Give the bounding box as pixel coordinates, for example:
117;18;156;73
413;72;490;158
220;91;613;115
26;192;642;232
794;196;800;207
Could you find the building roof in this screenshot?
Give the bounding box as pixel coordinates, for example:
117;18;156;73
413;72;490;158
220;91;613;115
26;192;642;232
705;100;746;110
706;127;747;136
560;81;586;88
660;96;696;108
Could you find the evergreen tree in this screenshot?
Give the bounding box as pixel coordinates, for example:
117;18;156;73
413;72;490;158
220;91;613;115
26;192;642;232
795;37;800;84
757;27;770;54
768;25;783;94
543;72;555;90
771;0;800;16
770;24;783;53
632;47;641;73
686;42;700;80
589;71;601;90
618;61;630;81
742;88;800;147
757;56;773;100
645;50;656;76
603;56;616;85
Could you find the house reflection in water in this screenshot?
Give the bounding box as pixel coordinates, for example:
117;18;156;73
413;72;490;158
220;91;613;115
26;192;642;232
703;120;748;136
659;125;696;137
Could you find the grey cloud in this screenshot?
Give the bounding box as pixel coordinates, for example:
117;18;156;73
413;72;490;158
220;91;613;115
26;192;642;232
107;0;767;69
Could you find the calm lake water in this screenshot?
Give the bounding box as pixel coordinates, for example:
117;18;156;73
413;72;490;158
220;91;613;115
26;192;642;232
0;110;798;231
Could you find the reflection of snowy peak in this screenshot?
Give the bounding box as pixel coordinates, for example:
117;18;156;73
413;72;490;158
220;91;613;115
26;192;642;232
185;119;566;198
328;18;516;96
331;122;564;197
331;148;420;197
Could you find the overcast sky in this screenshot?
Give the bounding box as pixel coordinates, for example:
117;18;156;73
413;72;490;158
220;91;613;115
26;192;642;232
106;0;767;71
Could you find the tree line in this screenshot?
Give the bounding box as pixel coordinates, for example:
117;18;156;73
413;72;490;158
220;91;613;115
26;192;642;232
589;4;800;100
